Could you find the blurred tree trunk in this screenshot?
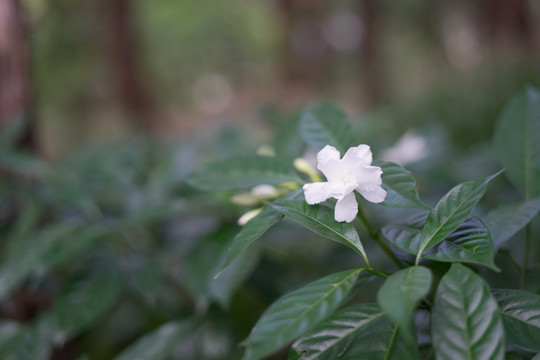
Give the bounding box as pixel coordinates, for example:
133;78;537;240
479;0;537;58
0;0;35;149
276;0;332;90
105;0;155;130
357;0;383;106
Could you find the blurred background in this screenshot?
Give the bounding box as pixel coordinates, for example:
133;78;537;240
1;0;540;359
2;0;540;156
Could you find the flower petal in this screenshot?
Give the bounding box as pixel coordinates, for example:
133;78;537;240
341;144;372;166
334;192;358;222
316;145;342;180
356;184;387;203
303;182;334;204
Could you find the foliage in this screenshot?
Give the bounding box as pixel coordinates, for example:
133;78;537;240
187;88;540;359
2;87;540;358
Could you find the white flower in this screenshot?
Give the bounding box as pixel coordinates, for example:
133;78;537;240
302;144;386;223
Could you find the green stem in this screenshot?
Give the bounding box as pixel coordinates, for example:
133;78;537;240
521;224;532;289
361;267;388;279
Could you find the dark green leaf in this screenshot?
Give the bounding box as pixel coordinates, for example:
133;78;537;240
492;289;540;352
186;155;300;190
209;239;259;307
374;160;431;210
493;87;540;198
299;104;355;153
292;303;417;360
242;268;366;360
483;198;540;252
270;199;368;266
382;214;498;270
377;266;432;335
416;171;501;262
114;320;194;360
54;268;123;338
215;206;283;278
432;263;504;360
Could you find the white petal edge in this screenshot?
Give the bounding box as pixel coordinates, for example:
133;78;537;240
316;145;341;178
357;185;387;203
303;182;333;204
334;192;358;223
341;144;372;166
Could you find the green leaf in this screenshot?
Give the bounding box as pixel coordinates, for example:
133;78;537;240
242;268;366;360
209;238;259;307
273;114;307;162
11;315;56;360
291;303;418;360
382;214;498;270
492;289;540;352
0;221;82;300
0;321;23;358
215;206;283;278
416;171;502;263
114;320;194;360
493;87;540;198
54;267;123;338
431;263;504;360
186;155;300;190
374;160;431;210
377;266;432;336
42;224;108;269
299;104;356;153
270;199;369;266
483;198;540;252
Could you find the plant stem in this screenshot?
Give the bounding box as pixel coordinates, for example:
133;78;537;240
362;267;388;279
520;224;532;289
356;207;405;269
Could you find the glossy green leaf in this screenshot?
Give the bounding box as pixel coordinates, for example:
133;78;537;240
270;200;369;266
215;206;283;278
242;268;366;360
292;303;417;360
416;171;501;262
382;214;498;270
54;267;123;338
299;104;356;153
216;190;302;278
377;266;432;334
483;198;540;252
493;87;540;198
374;160;431;210
492;289;540;352
209;238;259;307
114;320;194;360
432;263;504;360
186;155;300;190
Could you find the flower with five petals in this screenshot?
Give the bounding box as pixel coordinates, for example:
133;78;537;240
302;144;386;223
